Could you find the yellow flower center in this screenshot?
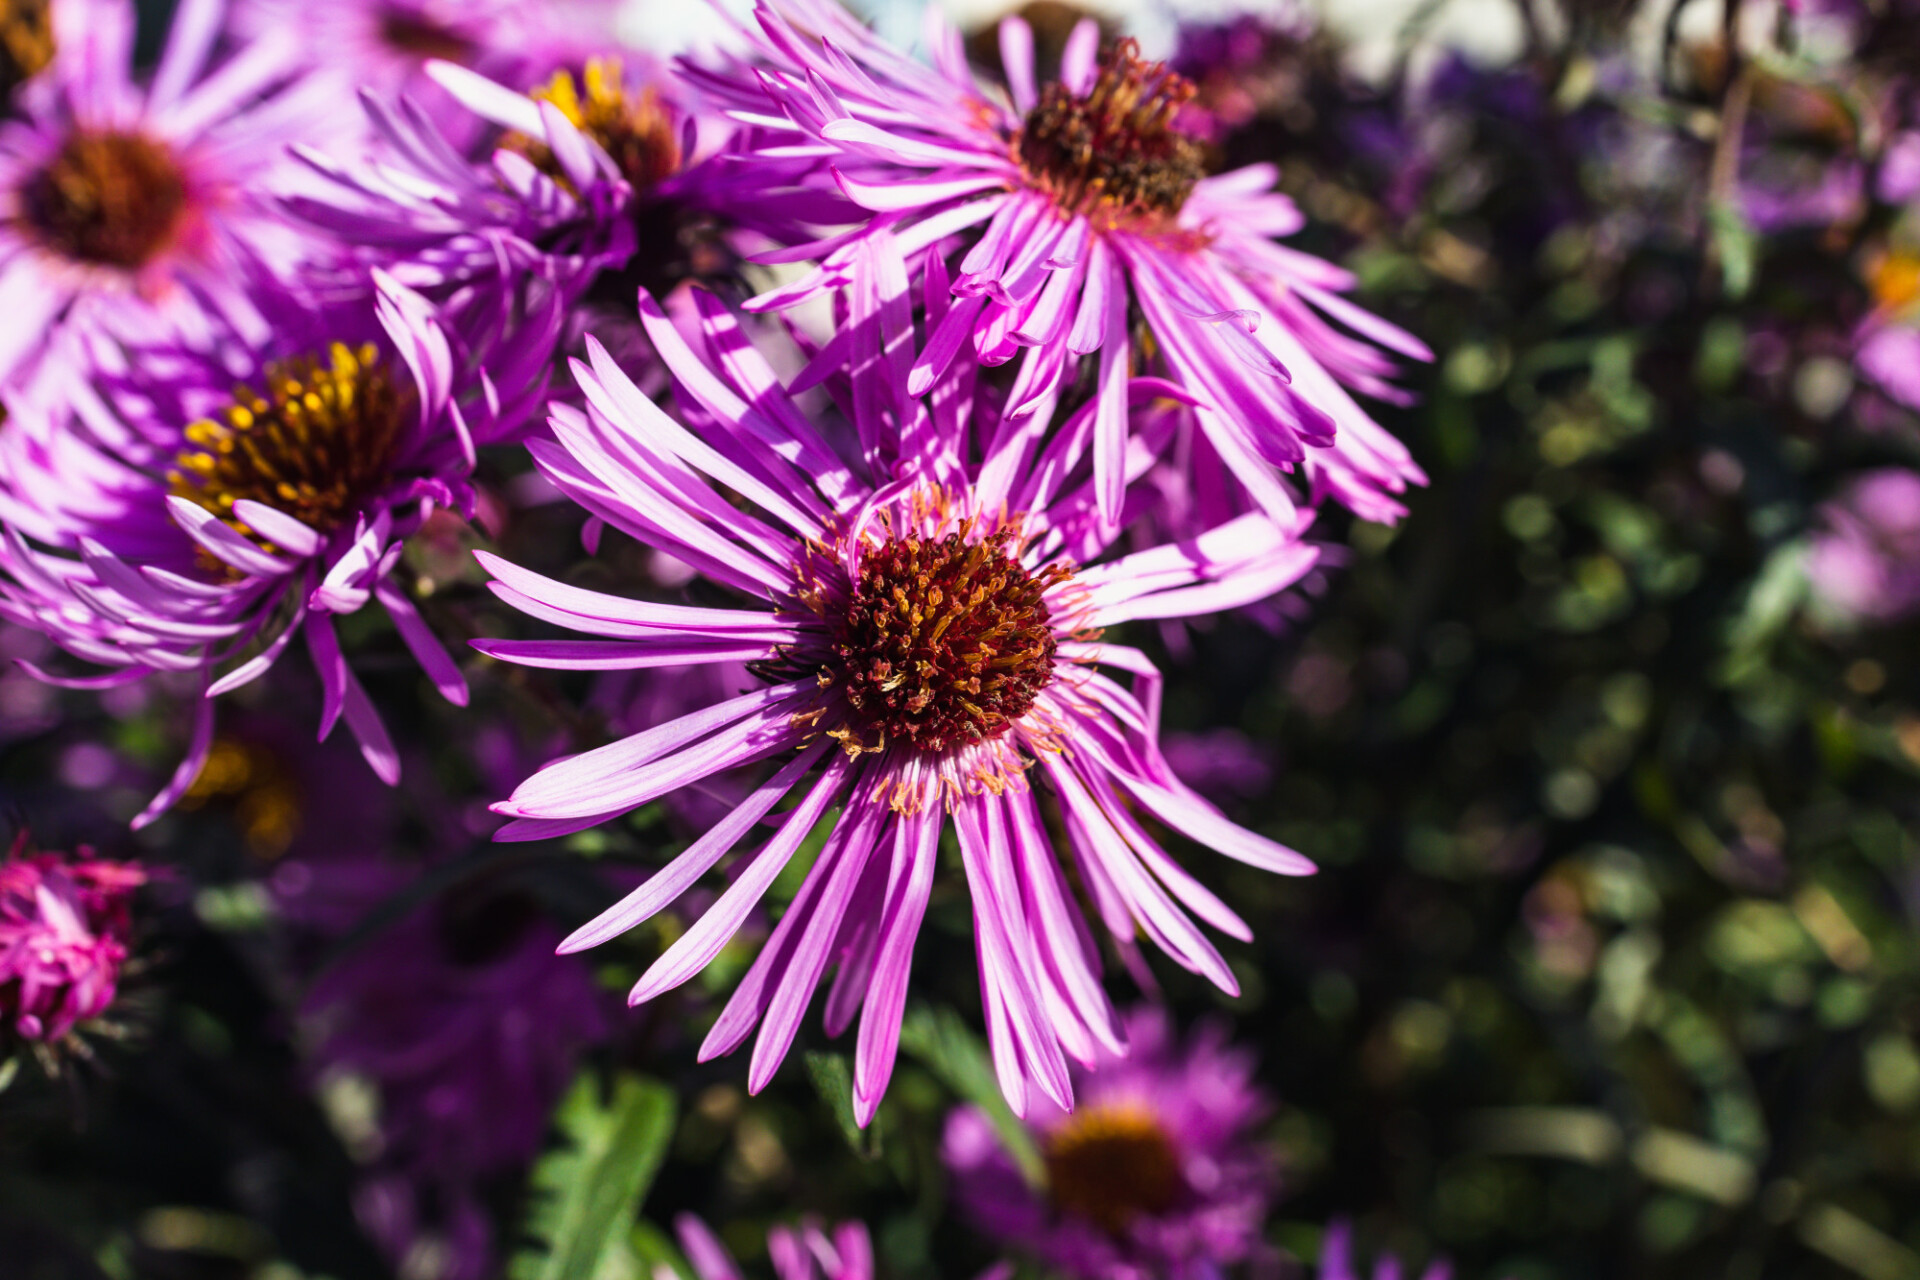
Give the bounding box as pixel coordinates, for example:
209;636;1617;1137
169;343;411;552
1042;1101;1185;1235
180;738;303;859
515;58;681;195
0;0;53;97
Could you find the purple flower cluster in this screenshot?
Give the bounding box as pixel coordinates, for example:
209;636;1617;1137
0;833;145;1049
0;0;1443;1269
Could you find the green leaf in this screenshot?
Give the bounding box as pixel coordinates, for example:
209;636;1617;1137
805;1050;883;1159
513;1071;678;1280
897;1003;1042;1184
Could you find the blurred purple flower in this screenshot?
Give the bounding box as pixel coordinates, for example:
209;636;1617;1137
693;0;1430;528
943;1006;1279;1280
475;263;1320;1123
0;833;146;1049
229;0;622;128
1161;729;1276;805
674;1214;874;1280
0;271;549;822
1318;1221;1451;1280
0;0;336;397
1805;468;1920;623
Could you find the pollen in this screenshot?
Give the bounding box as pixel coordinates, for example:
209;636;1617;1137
1043;1101;1185;1235
20;129;189;268
513;58;681;195
818;526;1068;755
1013;39;1207;229
169;343;410;551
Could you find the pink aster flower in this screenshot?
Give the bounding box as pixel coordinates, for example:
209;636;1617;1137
0;0;334;396
943;1006;1278;1280
293;859;610;1280
0;270;551;823
1805;468;1920;624
229;0;621;127
287;54;841;340
688;0;1431;527
0;833;146;1050
672;1212;875;1280
475;261;1319;1124
1318;1221;1452;1280
674;1214;874;1280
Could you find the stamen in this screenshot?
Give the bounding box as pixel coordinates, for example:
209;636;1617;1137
169;343;410;553
1014;38;1207;228
20;129;188;268
772;524;1070;755
1043;1102;1185;1234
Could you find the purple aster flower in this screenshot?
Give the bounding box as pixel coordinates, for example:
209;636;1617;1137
0;270;549;824
1856;249;1920;413
943;1005;1279;1280
1161;729;1276;805
1317;1221;1451;1280
688;0;1431;527
229;0;621;127
673;1214;875;1280
0;832;147;1054
276;834;608;1280
288;53;839;343
1805;468;1920;624
0;0;336;396
475;264;1320;1123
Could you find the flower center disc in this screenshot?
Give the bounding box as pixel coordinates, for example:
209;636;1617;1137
520;58;681;195
1043;1103;1185;1235
169;343;410;550
22;129;188;268
1014;38;1206;227
825;529;1064;754
377;7;473;60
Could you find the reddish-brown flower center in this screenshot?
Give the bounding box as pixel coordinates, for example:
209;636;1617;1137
169;343;410;551
378;7;474;60
822;528;1066;754
1043;1102;1185;1235
1013;39;1206;228
21;129;189;268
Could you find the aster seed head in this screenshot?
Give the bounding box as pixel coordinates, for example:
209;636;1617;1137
20;129;189;268
169;342;410;552
1014;38;1207;229
1043;1101;1185;1234
807;526;1069;756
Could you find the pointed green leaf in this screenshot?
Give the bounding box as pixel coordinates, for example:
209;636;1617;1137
513;1072;678;1280
897;1004;1042;1184
805;1050;883;1159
